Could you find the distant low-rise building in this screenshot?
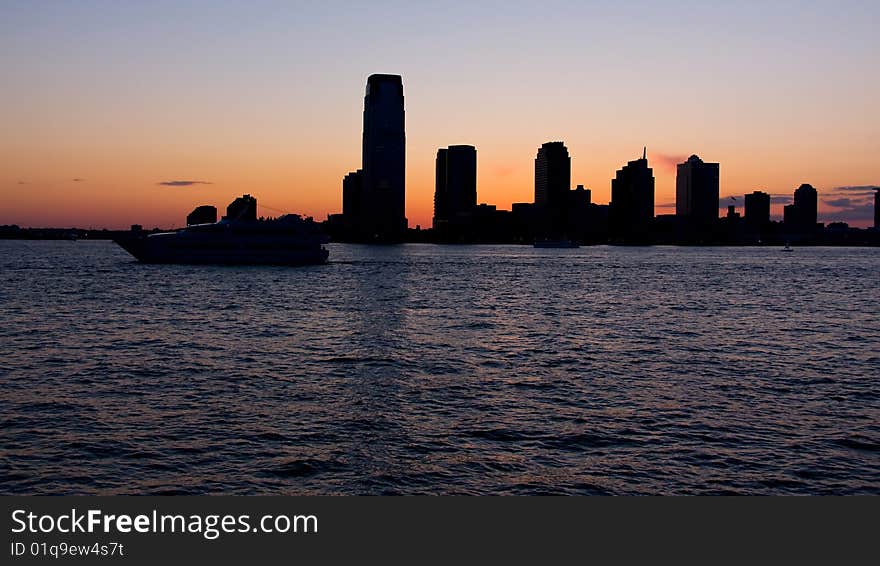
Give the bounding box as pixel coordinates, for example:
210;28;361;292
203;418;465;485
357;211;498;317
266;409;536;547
570;185;591;207
744;191;771;225
186;205;217;226
226;194;257;222
726;205;740;220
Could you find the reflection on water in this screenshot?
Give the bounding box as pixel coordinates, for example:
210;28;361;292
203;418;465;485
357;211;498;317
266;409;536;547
1;241;878;494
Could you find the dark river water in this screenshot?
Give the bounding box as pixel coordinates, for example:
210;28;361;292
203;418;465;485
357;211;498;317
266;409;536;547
1;240;878;494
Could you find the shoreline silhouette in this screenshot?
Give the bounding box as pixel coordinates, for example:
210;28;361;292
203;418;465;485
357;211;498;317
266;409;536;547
5;74;878;247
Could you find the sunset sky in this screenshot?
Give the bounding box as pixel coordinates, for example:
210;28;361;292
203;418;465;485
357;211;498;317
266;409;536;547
2;0;878;229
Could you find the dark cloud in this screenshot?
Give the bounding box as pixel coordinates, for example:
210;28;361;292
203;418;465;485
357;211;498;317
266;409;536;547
829;185;879;195
655;202;676;208
770;194;792;204
823;187;874;205
819;203;874;224
823;197;853;208
17;181;27;185
817;185;875;223
72;178;84;182
157;180;212;187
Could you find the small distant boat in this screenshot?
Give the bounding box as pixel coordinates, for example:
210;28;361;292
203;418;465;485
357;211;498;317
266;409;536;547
534;239;580;249
782;242;793;252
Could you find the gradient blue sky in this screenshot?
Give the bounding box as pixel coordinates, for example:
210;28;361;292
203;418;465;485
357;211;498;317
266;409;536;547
2;0;878;228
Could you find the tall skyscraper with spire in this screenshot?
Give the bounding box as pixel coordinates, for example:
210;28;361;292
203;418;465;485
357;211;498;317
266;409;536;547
610;147;655;239
361;74;406;241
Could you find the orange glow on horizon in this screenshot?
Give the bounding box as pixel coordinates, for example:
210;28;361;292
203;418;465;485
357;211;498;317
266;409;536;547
2;2;878;230
2;151;875;230
2;80;877;229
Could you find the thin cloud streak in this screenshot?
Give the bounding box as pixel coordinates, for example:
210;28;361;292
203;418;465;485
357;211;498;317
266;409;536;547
828;185;879;195
819;204;874;223
770;194;793;204
823;197;853;208
157;180;212;187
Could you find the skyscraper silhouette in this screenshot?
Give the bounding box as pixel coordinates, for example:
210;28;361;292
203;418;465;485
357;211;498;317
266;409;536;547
794;183;818;226
361;74;406;241
342;170;364;224
610;148;654;239
874;189;879;229
744;191;771;225
676;155;720;226
784;183;818;233
433;145;477;229
434;149;448;227
534;142;571;208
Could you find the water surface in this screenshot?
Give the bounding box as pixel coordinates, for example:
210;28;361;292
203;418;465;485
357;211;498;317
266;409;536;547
1;241;878;494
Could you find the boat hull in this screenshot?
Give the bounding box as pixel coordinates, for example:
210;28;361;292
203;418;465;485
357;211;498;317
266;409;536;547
114;234;329;266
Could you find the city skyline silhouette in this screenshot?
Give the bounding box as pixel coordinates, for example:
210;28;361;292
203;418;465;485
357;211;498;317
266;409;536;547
4;70;879;245
2;2;878;230
92;73;877;247
2;2;879;505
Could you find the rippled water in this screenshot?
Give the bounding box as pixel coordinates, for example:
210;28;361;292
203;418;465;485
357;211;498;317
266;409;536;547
1;240;878;494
